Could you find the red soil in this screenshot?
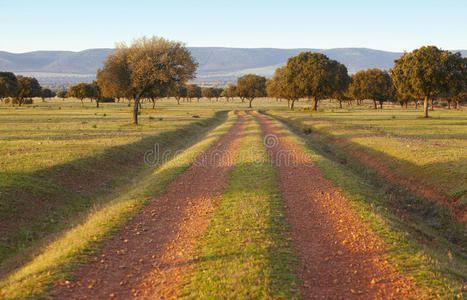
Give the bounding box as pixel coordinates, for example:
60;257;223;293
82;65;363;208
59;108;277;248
253;112;416;299
335;140;466;223
51;112;247;299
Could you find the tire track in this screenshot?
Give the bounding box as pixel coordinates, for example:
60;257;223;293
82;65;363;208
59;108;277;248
51;111;248;299
252;111;415;299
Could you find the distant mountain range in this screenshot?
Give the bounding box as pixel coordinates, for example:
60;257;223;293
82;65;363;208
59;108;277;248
1;47;466;89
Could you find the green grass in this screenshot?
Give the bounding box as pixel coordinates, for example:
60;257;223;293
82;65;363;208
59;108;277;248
181;114;300;299
0;99;228;268
0;110;239;299
1;97;466;298
267;105;467;206
262;113;467;299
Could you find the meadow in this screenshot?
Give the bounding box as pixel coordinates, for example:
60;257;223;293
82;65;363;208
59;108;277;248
267;103;467;219
0;97;465;298
0;98;224;270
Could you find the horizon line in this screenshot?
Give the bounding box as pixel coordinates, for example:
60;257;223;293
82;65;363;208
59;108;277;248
2;46;466;55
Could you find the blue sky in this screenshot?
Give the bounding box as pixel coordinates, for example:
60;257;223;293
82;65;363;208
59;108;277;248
1;0;466;53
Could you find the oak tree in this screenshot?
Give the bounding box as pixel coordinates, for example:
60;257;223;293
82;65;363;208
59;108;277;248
0;72;19;103
15;75;41;106
40;88;56;102
186;84;202;102
57;90;68;99
68;83;93;107
391;46;455;118
202;87;214;102
283;52;349;111
98;36;197;124
221;85;237;102
236;74;266;108
349;69;395;109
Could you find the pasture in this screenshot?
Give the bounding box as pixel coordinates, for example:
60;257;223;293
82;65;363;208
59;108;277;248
0;97;465;299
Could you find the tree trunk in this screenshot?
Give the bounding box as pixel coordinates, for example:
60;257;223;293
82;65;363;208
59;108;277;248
177;97;180;105
151;98;156;109
447;100;451;110
312;97;318;111
456;100;460;110
404;101;408;109
290;100;295;111
339;100;342;109
423;96;429;118
429;98;434;111
81;99;84;107
133;97;140;124
372;99;377;109
287;99;290;109
96;99;99;108
414;100;418;109
379;101;383;109
249;99;253;108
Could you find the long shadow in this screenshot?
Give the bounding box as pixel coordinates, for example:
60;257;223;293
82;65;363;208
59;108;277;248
263;112;467;257
0;111;228;269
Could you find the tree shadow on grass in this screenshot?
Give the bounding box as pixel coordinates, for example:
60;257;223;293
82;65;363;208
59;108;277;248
0;111;228;273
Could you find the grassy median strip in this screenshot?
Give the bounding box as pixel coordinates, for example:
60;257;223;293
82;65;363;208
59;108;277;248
181;114;300;299
0;111;238;299
263;113;466;299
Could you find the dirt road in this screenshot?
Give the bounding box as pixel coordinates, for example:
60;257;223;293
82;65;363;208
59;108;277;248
52;112;247;299
252;112;415;299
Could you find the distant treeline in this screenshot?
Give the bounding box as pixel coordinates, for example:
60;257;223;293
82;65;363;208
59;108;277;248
2;40;466;120
0;72;56;105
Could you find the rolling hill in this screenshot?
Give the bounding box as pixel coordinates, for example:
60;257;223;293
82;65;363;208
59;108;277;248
1;47;465;88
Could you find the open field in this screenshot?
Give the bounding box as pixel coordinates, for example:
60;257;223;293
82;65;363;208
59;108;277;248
0;99;225;269
0;98;466;299
267;104;467;220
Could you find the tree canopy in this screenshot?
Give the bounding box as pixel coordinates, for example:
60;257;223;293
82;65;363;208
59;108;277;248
222;85;237;102
40;88;56;102
15;75;41;106
0;72;19;102
68;83;94;106
57;90;68;99
283;52;349;111
236;74;266;108
349;68;395;109
390;46;466;117
98;36;197;124
202;87;214;101
186;84;202;102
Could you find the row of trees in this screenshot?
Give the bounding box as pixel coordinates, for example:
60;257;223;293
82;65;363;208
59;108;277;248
0;72;56;105
265;46;467;117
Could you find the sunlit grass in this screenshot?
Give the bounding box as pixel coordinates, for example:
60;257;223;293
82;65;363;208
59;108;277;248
182;115;300;299
268;106;467;203
264;113;466;299
0;110;238;299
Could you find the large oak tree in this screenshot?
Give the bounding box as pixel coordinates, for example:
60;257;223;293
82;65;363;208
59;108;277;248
98;36;197;124
0;72;19;103
283;52;349;111
349;69;395;109
15;75;41;106
236;74;266;108
68;82;94;107
390;46;465;118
